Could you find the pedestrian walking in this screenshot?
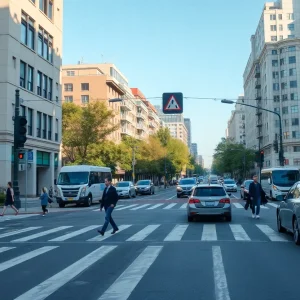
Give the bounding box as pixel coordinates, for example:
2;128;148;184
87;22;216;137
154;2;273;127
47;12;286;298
0;182;19;216
40;187;49;216
98;176;119;236
249;175;266;219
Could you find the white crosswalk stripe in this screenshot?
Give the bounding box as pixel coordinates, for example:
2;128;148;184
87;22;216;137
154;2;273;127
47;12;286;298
0;246;15;254
147;203;164;209
164;224;189;241
256;224;288;242
229;224;251;241
260;205;269;209
180;203;187;209
115;204;139;210
87;224;132;241
130;204;152;210
163;203;177;209
98;246;162;300
126;225;160;241
0;214;38;222
11;226;73;242
0;227;41;239
0;246;58;273
15;246;117;300
233;203;244;208
268;203;278;208
93;205;125;211
202;224;217;241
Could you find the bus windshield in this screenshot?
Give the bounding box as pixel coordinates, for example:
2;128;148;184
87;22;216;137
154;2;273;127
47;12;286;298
272;170;300;187
57;172;89;185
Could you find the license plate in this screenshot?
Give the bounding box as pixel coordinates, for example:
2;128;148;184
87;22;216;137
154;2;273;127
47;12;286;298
206;202;214;206
68;198;73;201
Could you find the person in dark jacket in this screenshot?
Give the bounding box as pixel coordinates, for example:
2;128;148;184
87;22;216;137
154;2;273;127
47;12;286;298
98;177;119;236
249;175;266;219
40;187;49;216
0;182;19;216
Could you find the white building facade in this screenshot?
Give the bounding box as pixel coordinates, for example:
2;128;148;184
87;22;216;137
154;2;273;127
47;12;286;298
243;0;300;168
0;0;63;196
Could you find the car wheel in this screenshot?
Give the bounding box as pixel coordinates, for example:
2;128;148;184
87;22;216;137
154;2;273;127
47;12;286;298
277;212;286;233
133;191;136;198
59;203;65;208
293;218;300;245
152;188;155;195
225;215;232;222
128;192;131;199
177;194;181;198
188;215;193;222
86;195;92;207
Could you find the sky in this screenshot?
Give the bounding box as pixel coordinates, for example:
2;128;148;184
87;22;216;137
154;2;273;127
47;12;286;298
63;0;268;168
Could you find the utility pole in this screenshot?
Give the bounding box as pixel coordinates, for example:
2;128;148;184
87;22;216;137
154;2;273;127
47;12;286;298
164;155;167;189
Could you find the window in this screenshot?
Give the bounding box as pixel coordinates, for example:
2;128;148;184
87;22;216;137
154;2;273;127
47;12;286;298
289;56;296;64
273;71;279;79
280;70;286;78
290;81;298;88
48;77;53;100
42;74;48;98
289;68;296;76
274;95;280;102
21;12;35;50
66;71;75;76
81;83;89;91
37;111;42;137
288;24;295;31
274;107;280;113
272;60;278;67
287;13;294;20
28;108;33;135
279;35;283;41
281;82;287;89
270;14;276;20
294;146;300;152
48;116;52;140
278;14;282;20
39;0;53;20
38;26;53;63
81;95;89;104
272;50;278;55
284;132;290;139
292;131;300;139
37;71;42;96
280;58;285;66
270;25;277;31
64;84;73;91
55;118;58;142
20;61;26;88
292;118;299;126
27;65;33;92
288;46;296;52
271;36;277;41
282;94;288;101
42;114;47;139
273;83;279;91
294;159;300;165
284;119;289;127
64;96;73;102
291;106;298;113
291;93;298;101
279;24;283;31
282;107;288;114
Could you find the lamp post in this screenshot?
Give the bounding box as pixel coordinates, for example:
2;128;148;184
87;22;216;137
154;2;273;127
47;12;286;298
221;99;284;167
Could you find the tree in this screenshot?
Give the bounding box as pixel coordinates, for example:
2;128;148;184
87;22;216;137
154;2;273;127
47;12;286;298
62;101;119;164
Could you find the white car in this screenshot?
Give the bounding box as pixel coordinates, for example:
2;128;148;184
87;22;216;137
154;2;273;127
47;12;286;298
223;179;237;192
115;181;136;198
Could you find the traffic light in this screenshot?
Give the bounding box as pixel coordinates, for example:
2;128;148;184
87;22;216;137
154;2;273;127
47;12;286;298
15;116;27;148
260;150;264;164
273;140;279;153
18;152;25;160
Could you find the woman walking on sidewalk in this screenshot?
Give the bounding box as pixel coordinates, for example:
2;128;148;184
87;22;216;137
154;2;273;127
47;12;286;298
40;187;49;216
0;182;19;216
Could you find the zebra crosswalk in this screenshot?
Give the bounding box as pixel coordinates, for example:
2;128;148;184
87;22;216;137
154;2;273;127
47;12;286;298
0;222;290;243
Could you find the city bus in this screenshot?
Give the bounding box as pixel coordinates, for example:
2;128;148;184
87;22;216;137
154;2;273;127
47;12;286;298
261;167;300;200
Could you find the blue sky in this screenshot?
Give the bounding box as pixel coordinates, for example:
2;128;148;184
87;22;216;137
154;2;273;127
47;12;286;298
63;0;267;167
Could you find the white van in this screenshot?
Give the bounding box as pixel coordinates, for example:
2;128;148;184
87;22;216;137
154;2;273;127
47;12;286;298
55;165;112;208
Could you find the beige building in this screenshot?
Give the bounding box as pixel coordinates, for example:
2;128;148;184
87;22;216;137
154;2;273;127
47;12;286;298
0;0;63;196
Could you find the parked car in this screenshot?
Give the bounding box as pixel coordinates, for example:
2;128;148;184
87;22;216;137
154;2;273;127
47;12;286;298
135;180;155;195
276;181;300;245
240;180;253;200
223;179;237;192
177;178;197;198
187;184;232;222
115;181;136;198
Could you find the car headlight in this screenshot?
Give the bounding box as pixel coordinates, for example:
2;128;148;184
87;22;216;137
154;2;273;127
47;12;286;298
81;187;87;197
177;187;182;191
55;188;61;197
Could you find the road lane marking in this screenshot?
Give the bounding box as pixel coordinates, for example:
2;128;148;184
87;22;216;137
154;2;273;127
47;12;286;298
268;203;278;208
260;205;269;209
201;224;217;241
88;225;132;241
98;246;163;300
180;203;187;209
126;225;160;241
15;246;117;300
11;226;73;242
93;205;125;211
0;247;15;254
232;203;244;209
147;203;164;210
130;204;151;210
212;246;231;300
115;204;139;210
163;203;177;209
229;224;251;241
231;194;238;199
166;195;176;200
0;246;58;273
164;224;188;241
49;225;99;242
0;227;41;239
0;214;37;222
256;224;288;242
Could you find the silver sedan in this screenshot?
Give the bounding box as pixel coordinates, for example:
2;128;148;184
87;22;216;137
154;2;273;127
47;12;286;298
187;184;232;222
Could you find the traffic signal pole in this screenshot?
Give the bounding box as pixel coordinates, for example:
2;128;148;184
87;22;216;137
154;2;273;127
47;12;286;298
13;90;21;209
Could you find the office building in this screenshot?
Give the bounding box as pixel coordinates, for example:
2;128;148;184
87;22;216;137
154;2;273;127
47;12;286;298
198;155;204;168
243;0;300;167
191;143;198;161
184;118;192;151
0;0;63;196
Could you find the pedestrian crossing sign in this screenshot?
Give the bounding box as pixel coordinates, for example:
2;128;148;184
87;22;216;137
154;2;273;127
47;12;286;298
162;93;183;114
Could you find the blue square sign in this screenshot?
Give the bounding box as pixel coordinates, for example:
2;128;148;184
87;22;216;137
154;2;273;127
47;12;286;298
162;93;183;114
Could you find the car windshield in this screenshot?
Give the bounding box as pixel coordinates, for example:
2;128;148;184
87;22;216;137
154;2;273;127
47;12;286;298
180;179;196;185
116;182;129;187
137;180;150;185
224;180;235;184
272;170;300;187
57;172;89;185
194;187;226;197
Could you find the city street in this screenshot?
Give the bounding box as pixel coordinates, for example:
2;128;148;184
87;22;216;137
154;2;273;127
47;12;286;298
0;187;299;300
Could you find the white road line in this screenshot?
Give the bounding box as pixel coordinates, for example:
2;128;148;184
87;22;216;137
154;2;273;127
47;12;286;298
180;203;187;209
115;204;139;211
163;203;177;209
0;227;41;239
231;194;238;199
256;224;288;242
164;224;188;241
233;203;244;209
212;246;231;300
93;205;125;211
0;214;37;222
166;195;176;200
0;247;15;254
130;204;151;210
15;246;117;300
0;246;58;273
87;225;132;241
268;203;279;208
11;226;73;242
49;225;99;242
201;224;217;241
126;225;160;241
98;246;163;300
260;205;269;209
147;203;164;210
229;224;251;241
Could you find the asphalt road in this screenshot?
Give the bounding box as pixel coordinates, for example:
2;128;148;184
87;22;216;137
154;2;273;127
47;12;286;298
1;187;300;300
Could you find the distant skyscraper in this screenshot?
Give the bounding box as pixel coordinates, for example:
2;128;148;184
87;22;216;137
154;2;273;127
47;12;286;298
184;118;192;151
191;143;198;160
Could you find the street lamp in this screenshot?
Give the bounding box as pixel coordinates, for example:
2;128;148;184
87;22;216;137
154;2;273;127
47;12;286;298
221;99;284;167
108;98;123;103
